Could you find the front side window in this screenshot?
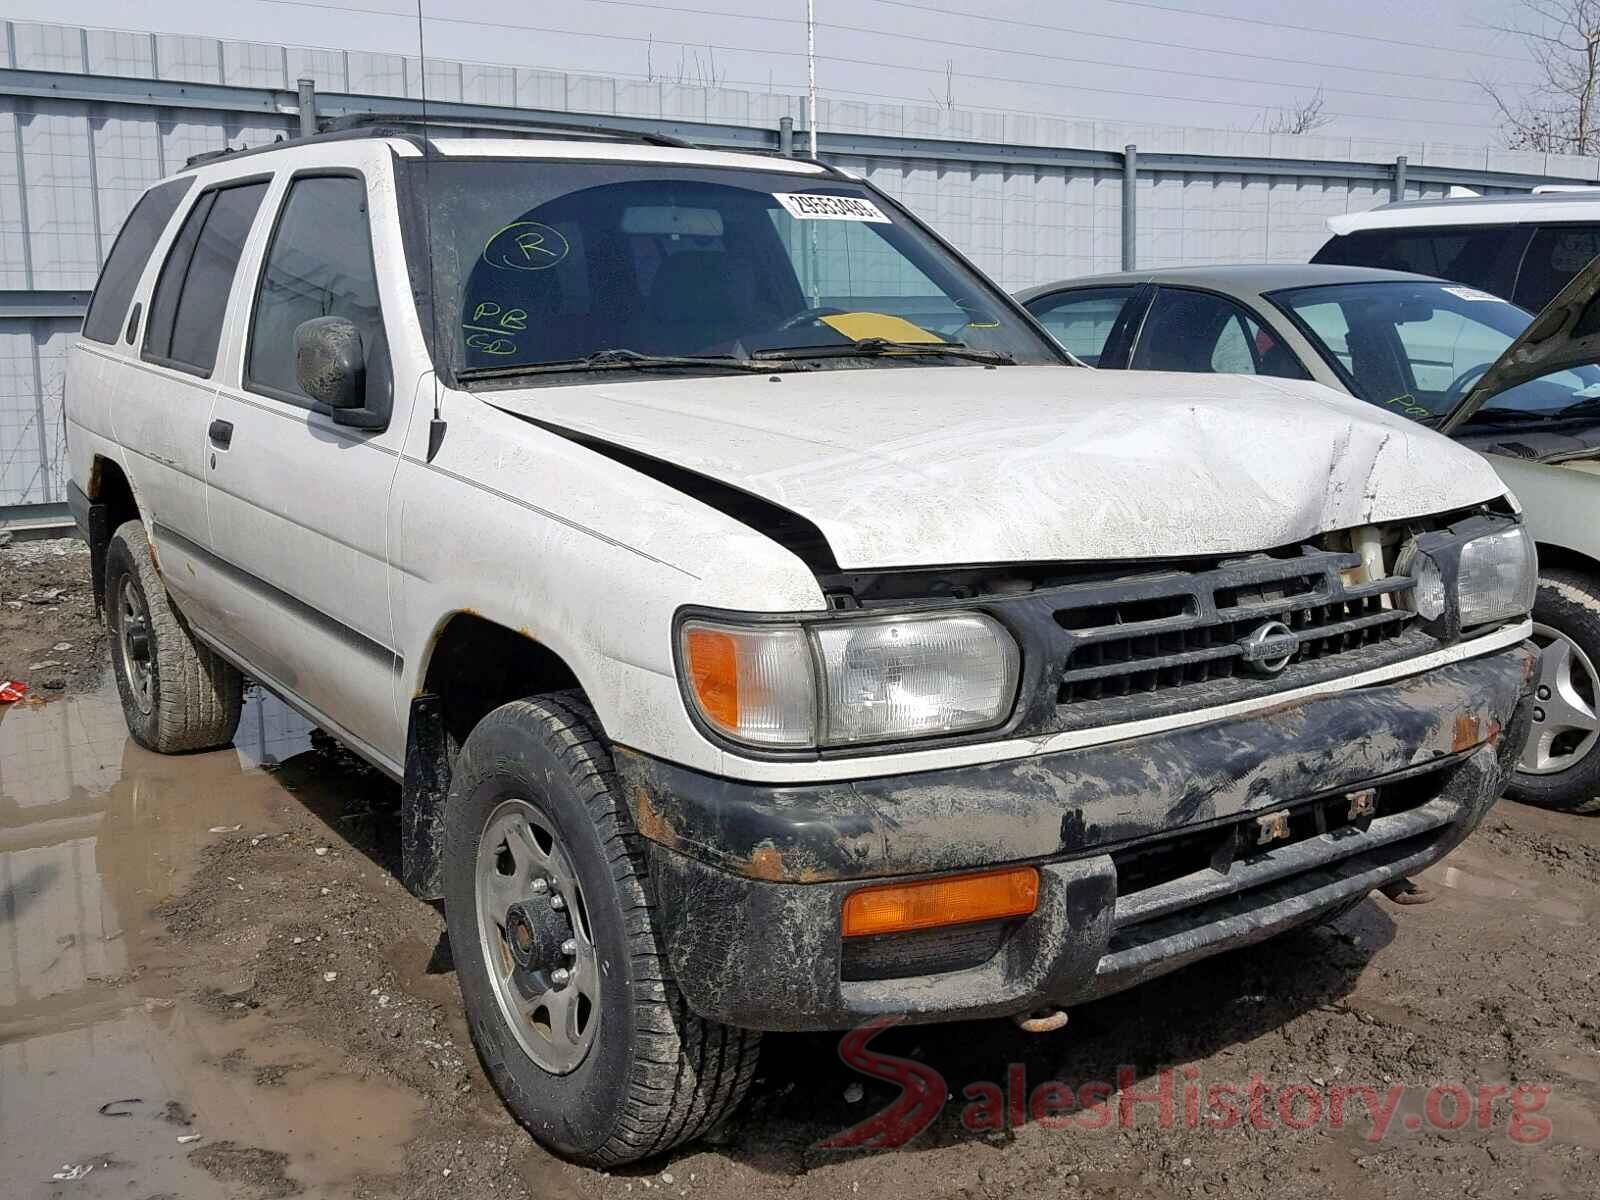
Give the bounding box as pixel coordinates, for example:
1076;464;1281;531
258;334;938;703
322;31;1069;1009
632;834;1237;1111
247;175;386;407
1023;287;1139;365
1268;279;1600;423
401;160;1063;381
144;181;269;376
1513;224;1600;312
1129;288;1308;380
83;177;194;345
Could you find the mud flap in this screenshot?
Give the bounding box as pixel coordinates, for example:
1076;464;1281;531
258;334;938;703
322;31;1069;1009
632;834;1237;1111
402;693;450;901
69;483;111;619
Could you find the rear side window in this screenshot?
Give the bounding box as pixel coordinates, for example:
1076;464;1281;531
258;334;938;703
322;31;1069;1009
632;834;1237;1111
1024;287;1139;365
1312;225;1531;300
1512;225;1600;312
144;181;269;377
246;175;386;406
82;178;194;344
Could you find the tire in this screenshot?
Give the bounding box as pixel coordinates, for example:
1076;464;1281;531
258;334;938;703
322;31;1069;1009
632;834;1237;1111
442;694;760;1166
1506;569;1600;814
104;519;244;753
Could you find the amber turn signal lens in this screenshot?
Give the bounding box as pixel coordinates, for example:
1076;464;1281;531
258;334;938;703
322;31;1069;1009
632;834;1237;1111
841;866;1040;938
683;626;740;729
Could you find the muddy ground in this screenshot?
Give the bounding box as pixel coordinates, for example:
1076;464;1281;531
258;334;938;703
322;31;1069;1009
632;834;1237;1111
2;544;1597;1199
0;536;105;697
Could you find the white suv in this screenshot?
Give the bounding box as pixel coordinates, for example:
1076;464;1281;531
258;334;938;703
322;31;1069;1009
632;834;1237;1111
67;118;1539;1165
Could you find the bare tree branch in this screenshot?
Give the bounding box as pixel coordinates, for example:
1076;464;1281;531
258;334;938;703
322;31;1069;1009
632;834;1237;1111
1260;88;1334;136
1479;0;1600;152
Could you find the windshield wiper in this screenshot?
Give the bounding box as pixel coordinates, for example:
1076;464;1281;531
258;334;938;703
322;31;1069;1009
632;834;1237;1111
1554;395;1600;419
753;337;1014;365
458;348;771;381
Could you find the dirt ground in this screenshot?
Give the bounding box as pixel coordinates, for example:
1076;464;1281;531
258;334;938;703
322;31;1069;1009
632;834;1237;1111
0;536;106;696
2;543;1597;1199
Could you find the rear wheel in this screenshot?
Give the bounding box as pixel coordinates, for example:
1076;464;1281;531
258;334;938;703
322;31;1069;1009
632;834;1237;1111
442;695;760;1165
104;519;243;752
1507;570;1600;814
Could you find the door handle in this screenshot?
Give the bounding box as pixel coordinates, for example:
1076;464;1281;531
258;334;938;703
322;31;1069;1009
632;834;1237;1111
208;419;234;449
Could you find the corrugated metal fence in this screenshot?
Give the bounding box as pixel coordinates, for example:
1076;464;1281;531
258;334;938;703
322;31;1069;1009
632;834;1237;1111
3;18;1595;515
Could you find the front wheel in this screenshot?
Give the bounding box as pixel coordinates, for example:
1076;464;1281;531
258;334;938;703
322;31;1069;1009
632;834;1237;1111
1507;569;1600;814
442;695;760;1165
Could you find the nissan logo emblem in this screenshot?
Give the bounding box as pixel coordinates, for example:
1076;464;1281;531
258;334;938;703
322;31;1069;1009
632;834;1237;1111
1238;620;1298;676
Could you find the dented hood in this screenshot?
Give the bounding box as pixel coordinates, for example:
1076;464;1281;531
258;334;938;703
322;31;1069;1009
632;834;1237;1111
1442;251;1600;432
479;366;1507;570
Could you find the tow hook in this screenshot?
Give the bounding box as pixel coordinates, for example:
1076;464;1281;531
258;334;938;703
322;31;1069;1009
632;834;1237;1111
1013;1008;1069;1034
1380;878;1435;905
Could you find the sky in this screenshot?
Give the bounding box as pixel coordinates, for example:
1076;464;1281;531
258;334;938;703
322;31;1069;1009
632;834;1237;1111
4;0;1549;147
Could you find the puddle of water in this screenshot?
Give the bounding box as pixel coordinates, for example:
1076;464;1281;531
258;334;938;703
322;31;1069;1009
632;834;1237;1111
1420;849;1589;925
0;677;421;1199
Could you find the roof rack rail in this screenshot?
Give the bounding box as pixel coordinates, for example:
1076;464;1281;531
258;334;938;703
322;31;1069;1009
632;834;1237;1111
184;146;239;168
324;112;696;149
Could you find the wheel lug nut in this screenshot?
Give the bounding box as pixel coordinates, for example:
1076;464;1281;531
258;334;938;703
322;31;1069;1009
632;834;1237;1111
1534;707;1546;722
530;878;549;894
550;893;565;910
561;938;578;956
1537;685;1551;700
550;967;571;987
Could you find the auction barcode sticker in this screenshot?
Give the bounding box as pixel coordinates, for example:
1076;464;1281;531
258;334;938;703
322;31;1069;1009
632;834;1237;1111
773;193;892;223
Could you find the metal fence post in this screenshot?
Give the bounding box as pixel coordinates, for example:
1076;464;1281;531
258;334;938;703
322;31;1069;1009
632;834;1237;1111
297;77;317;138
779;115;794;156
1122;143;1138;271
1392;154;1408;203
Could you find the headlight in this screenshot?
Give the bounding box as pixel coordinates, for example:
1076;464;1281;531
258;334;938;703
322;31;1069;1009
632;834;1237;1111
1398;542;1447;621
679;612;1020;751
1456;525;1537;627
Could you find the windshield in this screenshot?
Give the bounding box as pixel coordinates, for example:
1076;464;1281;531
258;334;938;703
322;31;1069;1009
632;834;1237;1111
1266;280;1600;424
399;159;1063;380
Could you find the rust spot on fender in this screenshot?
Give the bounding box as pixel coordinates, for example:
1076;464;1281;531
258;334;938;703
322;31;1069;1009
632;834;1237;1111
631;784;678;847
743;842;829;883
1452;713;1482;752
746;845;787;881
1484;719;1502;746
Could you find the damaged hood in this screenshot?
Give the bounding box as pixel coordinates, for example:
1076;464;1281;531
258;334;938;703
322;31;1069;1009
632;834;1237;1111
478;366;1507;569
1442;251;1600;432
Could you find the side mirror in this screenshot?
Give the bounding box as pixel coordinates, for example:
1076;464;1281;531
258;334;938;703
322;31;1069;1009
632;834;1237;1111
295;317;385;428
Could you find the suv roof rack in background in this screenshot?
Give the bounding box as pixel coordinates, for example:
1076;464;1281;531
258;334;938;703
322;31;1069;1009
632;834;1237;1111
324;111;696;148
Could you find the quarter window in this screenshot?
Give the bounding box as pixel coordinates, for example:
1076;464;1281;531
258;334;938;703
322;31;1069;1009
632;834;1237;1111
246;175;386;406
82;177;194;345
1023;287;1139;365
144;181;269;376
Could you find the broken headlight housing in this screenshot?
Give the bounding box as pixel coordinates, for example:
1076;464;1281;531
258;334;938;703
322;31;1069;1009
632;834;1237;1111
1399;521;1536;632
678;612;1020;751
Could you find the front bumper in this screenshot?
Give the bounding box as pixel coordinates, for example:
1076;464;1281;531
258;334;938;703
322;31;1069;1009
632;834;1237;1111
620;641;1537;1031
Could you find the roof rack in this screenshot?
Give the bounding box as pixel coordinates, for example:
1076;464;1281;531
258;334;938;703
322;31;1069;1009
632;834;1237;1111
184;146;239;168
324;112;695;149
